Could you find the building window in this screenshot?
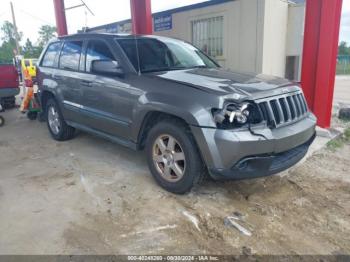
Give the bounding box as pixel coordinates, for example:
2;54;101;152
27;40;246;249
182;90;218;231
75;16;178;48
285;56;300;81
191;16;223;58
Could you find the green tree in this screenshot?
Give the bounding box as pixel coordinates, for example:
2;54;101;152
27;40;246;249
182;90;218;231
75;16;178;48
0;41;16;63
23;38;42;58
339;41;350;56
0;21;23;62
1;21;19;42
38;25;57;47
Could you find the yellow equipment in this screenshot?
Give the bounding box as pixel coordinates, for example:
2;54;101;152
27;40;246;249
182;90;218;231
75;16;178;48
21;58;38;80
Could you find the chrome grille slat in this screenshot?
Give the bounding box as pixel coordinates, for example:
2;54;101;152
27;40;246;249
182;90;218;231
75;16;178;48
275;99;285;123
265;102;276;126
282;97;292;121
293;95;302;117
301;95;309;111
258;91;309;129
298;94;307;114
296;94;304;114
294;95;303;117
289;96;298;119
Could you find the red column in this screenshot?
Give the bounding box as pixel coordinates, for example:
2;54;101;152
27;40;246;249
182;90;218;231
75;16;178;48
301;0;343;128
130;0;153;34
53;0;68;36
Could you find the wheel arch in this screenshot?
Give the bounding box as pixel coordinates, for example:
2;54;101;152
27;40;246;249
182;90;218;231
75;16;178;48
136;110;191;150
40;90;56;114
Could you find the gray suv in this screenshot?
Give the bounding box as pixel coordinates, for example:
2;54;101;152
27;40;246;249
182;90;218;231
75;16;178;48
37;33;316;194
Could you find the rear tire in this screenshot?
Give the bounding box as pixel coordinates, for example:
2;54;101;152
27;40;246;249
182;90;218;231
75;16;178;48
46;98;75;141
27;111;38;121
0;116;4;127
146;120;204;194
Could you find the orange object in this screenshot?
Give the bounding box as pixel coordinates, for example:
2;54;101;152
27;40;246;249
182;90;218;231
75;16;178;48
20;67;35;112
22;68;33;87
24;68;29;79
20;86;34;112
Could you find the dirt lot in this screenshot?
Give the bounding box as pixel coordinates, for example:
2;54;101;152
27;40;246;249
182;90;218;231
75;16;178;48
0;108;350;255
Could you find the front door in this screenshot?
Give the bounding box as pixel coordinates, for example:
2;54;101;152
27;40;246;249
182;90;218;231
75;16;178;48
79;39;140;140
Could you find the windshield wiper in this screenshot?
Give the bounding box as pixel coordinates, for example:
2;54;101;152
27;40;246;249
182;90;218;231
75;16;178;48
189;65;209;69
142;67;188;73
141;65;209;73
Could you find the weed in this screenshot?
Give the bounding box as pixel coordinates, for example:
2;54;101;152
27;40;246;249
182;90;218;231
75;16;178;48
327;127;350;151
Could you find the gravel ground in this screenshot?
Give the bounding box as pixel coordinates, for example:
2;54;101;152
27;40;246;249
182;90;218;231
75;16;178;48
0;108;349;255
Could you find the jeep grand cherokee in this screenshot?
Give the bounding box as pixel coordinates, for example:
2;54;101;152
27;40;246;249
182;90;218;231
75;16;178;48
37;34;316;194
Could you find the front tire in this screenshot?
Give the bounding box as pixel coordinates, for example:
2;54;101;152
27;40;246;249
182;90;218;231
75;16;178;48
46;98;75;141
146;120;204;194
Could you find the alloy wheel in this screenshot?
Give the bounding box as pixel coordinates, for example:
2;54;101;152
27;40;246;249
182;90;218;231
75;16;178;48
48;106;61;135
152;134;186;182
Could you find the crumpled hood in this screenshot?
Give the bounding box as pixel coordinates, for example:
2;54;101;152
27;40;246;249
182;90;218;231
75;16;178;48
150;68;300;100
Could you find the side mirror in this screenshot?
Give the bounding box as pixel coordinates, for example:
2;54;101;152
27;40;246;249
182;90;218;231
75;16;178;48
91;60;124;77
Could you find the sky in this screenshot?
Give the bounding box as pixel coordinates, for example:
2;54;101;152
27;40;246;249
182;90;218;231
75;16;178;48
0;0;349;45
341;0;350;44
0;0;208;44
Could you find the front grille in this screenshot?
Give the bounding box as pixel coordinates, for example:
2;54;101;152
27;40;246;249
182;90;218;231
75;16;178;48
258;92;308;128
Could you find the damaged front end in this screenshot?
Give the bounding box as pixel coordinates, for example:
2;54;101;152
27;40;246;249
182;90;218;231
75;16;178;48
211;102;264;130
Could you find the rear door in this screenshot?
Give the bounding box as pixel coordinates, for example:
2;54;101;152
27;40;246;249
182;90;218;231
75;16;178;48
38;41;62;97
56;40;85;123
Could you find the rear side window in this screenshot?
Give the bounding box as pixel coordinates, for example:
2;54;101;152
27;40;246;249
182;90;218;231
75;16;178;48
41;42;62;67
59;41;83;71
86;40;115;72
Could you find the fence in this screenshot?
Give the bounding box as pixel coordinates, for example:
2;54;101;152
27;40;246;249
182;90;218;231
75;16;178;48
337;55;350;75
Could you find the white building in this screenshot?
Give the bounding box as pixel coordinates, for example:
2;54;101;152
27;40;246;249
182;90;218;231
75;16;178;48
86;0;306;80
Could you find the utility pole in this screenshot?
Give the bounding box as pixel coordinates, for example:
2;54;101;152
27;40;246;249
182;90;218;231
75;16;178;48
10;2;21;56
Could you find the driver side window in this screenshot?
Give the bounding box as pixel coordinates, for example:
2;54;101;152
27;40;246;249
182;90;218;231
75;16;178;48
86;40;115;73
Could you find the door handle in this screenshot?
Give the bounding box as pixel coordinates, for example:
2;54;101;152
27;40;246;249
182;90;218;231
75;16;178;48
81;80;93;87
52;75;62;80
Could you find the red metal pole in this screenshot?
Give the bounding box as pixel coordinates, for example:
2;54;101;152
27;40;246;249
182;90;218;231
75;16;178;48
301;0;343;128
130;0;153;34
53;0;68;36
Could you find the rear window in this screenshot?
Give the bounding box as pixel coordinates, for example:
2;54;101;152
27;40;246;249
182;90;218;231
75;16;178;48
24;60;30;67
59;41;83;71
41;42;62;67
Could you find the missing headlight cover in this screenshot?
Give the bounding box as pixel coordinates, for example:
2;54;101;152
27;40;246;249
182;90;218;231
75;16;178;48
212;102;263;129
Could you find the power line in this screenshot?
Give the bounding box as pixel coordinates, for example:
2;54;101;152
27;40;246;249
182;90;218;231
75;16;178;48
65;0;95;16
80;0;94;16
19;9;55;26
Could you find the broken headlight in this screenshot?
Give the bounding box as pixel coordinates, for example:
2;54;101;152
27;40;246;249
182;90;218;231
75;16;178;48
212;102;262;129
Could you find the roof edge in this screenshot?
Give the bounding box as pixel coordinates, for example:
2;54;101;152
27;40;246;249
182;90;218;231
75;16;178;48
87;0;235;32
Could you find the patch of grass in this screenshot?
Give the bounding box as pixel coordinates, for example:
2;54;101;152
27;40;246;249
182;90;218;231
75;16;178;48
327;139;344;151
345;128;350;140
340;118;350;124
327;127;350;151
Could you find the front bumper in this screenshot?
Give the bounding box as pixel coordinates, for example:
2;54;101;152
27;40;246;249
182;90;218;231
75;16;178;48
191;113;317;180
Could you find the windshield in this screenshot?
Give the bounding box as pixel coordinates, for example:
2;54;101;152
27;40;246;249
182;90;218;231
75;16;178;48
116;37;219;73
